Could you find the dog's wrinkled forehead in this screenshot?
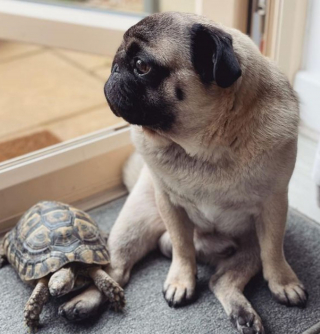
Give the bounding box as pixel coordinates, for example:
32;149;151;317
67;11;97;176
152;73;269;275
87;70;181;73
124;14;175;41
123;13;189;66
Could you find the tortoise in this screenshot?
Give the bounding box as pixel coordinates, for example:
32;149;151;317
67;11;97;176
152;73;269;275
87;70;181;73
0;201;125;330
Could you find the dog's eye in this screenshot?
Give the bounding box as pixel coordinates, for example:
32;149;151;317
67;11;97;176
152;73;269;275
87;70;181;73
135;59;151;76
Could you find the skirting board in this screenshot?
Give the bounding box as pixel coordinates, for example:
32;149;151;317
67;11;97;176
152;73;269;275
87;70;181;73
0;184;127;235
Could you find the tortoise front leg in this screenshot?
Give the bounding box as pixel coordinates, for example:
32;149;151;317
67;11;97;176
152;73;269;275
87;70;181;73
24;278;49;331
88;267;125;311
0;238;8;268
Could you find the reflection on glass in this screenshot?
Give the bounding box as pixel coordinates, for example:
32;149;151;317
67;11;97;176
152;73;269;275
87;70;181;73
25;0;195;15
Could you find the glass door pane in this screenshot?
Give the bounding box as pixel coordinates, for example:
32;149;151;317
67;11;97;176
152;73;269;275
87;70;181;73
0;40;121;162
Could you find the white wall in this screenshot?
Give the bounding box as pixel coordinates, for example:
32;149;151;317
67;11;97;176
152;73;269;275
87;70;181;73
294;0;320;133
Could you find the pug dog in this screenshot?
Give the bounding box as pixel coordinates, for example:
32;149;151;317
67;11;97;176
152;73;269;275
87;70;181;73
59;12;307;333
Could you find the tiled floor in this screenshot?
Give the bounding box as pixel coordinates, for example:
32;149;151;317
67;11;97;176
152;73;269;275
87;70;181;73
0;40;120;148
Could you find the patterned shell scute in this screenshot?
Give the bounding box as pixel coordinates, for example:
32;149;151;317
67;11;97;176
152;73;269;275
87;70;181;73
4;201;109;281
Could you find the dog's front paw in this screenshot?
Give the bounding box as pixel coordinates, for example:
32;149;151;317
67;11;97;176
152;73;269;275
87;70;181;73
269;281;308;308
163;280;195;307
59;295;101;321
230;304;265;334
266;263;308;308
163;263;196;307
59;300;96;321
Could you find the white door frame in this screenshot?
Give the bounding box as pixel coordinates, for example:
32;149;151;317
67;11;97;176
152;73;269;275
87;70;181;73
0;123;129;190
264;0;309;84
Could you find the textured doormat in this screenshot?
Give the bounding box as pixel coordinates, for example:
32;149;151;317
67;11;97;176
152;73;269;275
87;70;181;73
0;130;60;162
0;197;319;334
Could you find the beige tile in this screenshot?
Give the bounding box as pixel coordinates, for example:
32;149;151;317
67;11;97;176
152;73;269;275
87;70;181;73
92;65;112;81
47;106;121;141
0;51;106;139
0;41;43;62
0;125;46;143
55;49;112;70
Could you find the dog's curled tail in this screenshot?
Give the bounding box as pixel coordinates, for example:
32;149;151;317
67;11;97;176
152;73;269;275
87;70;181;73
123;152;144;192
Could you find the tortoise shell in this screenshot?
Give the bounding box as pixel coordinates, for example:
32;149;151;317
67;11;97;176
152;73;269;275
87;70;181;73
3;201;109;281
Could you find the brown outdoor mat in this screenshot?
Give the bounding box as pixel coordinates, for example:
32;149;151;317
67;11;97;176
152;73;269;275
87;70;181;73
0;130;61;162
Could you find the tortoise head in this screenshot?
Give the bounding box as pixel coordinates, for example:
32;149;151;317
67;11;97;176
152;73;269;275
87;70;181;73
48;265;76;297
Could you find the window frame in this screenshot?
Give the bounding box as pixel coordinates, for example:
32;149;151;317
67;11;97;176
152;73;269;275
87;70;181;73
0;123;129;190
263;0;309;84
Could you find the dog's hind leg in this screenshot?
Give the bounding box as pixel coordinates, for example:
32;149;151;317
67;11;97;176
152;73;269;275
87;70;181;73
209;231;264;334
106;165;166;287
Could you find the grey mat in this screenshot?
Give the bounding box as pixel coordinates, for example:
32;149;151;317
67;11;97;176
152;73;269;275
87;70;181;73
1;197;320;334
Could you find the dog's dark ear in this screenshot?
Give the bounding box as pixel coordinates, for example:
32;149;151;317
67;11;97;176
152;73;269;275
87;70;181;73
190;23;241;88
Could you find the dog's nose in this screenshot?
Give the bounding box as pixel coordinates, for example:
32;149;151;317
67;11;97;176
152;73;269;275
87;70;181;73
112;63;120;74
